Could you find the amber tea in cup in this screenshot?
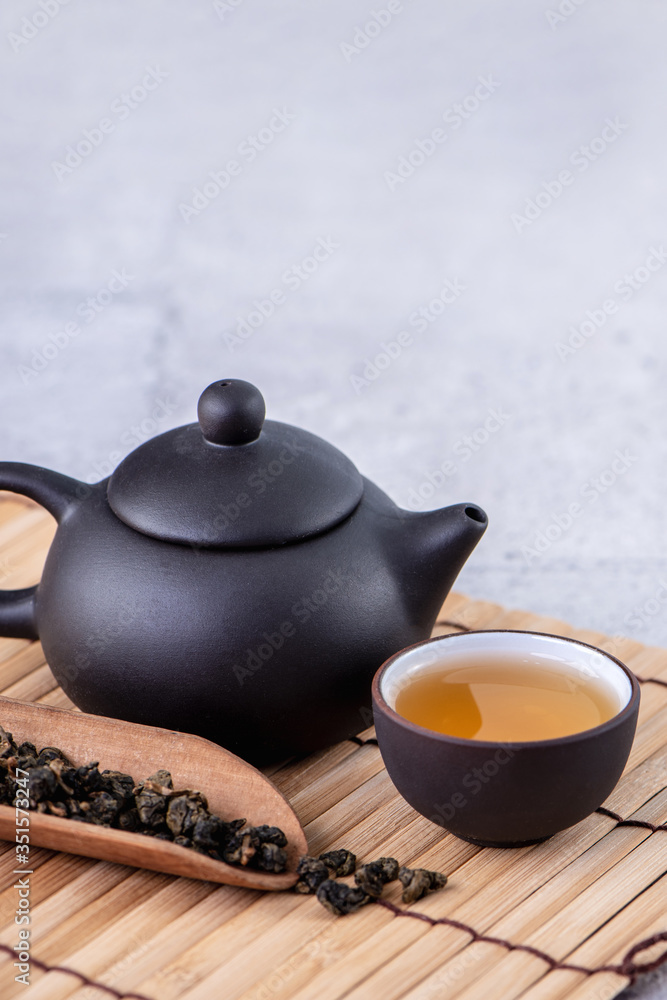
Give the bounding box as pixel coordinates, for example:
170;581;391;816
394;650;619;741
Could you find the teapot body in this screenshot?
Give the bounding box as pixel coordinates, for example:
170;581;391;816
37;480;439;763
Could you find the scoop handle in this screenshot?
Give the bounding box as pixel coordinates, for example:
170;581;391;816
0;463;84;640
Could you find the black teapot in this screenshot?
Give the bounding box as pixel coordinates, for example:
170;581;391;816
0;379;487;763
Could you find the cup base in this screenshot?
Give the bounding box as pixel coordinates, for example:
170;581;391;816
455;832;551;849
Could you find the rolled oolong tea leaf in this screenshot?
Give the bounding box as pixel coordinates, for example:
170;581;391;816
133;772;175;829
200;819;289;871
354;857;399;898
72;762;104;798
249;824;288;873
254;825;288;848
222;827;260;867
397;868;430;903
0;779;13;805
47;758;75;796
134;789;167;828
15;751;38;771
294;856;330;894
221;817;246;843
150;769;174;789
255;842;288;874
36;746;72;766
316;880;371;916
0;725;291;876
0;726;17;759
44;800;68;819
166;791;209;838
100;770;135;808
66;798;91;821
0;736;17;803
88;790;122;826
27;765;58;806
398;866;448;904
191;815;246;860
190;813;228;854
319;849;356;877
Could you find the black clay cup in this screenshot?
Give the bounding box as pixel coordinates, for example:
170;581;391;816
372;630;640;848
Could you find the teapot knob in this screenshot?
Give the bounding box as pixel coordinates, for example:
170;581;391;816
197;379;266;446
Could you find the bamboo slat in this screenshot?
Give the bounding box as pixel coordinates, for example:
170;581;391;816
0;496;665;1000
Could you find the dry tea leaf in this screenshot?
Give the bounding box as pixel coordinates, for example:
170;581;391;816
398;865;448;903
316;880;370;916
354;857;399;897
319;848;356;877
0;725;289;875
294;856;330;894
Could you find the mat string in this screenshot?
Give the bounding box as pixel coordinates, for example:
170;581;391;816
633;674;667;689
595;805;667;833
374;901;667;983
347;734;378;746
0;941;152;1000
3;916;664;999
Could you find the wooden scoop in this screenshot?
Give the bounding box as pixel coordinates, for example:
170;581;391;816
0;696;307;890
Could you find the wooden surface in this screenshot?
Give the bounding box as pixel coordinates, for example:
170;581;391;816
0;492;666;999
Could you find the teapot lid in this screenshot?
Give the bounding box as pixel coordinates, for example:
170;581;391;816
107;379;364;548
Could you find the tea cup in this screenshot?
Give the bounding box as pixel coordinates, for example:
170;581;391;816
372;630;640;847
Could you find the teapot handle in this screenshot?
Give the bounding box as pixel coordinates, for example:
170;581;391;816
0;463;85;640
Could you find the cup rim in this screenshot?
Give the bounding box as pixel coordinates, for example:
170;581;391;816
372;629;641;748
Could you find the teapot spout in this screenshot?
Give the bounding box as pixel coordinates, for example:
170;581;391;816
399;502;488;627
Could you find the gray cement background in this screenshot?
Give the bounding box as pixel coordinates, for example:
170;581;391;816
3;1;666;648
0;2;666;994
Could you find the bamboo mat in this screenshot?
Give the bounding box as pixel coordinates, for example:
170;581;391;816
0;492;666;1000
